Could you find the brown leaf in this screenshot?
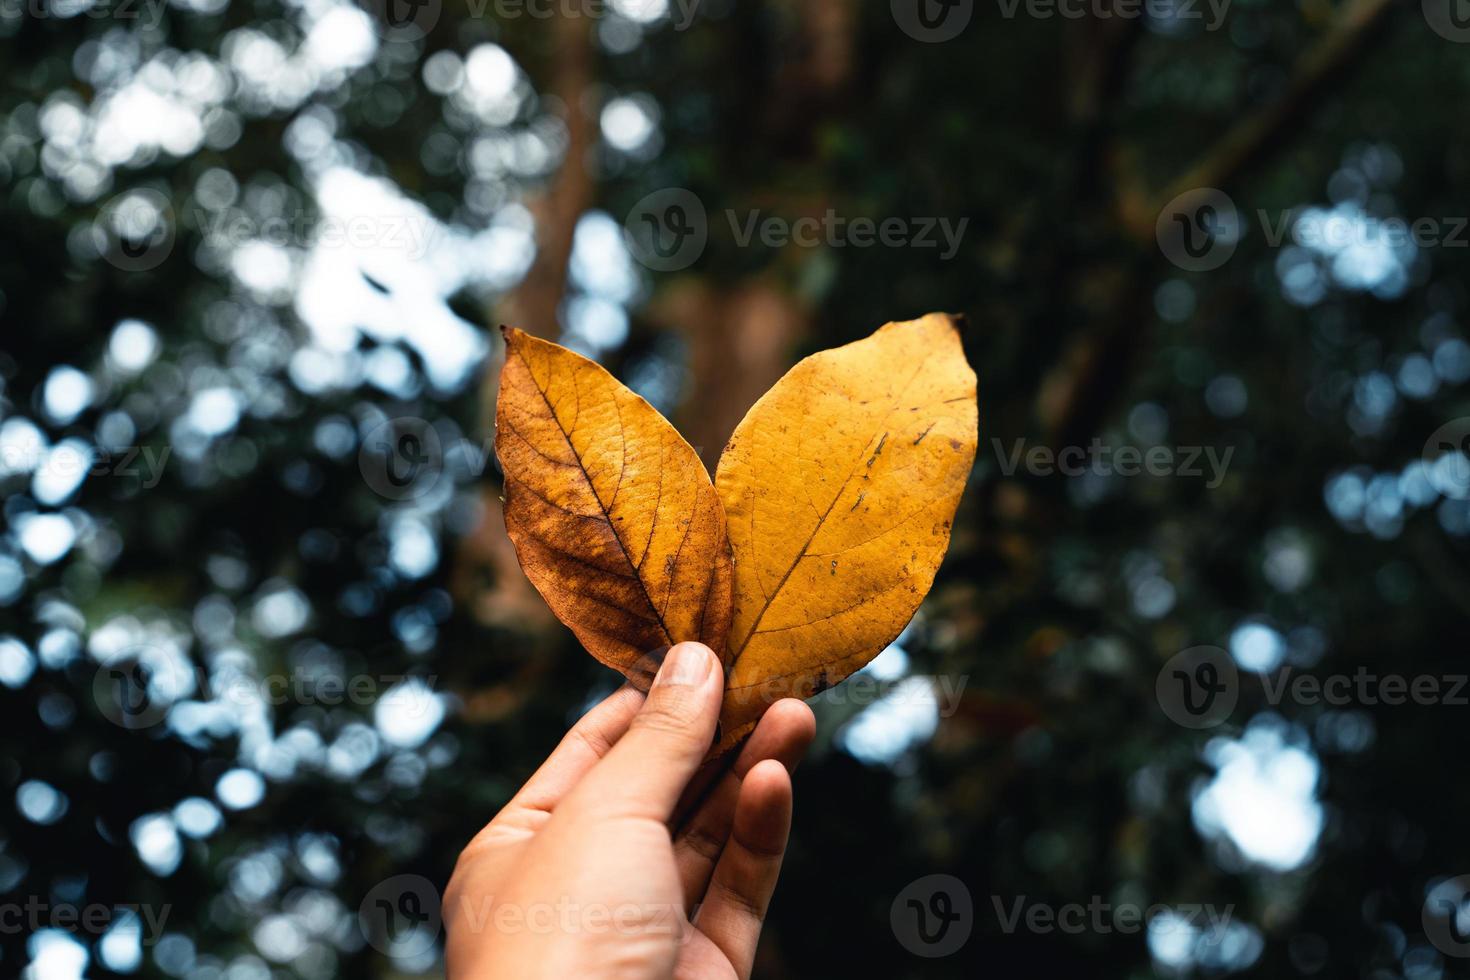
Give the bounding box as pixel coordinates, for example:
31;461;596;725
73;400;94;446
495;326;734;689
712;313;978;752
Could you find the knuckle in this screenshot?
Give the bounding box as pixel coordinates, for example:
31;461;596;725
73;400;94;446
713;877;768;922
633;702;693;737
678;820;726;863
632;698;703;745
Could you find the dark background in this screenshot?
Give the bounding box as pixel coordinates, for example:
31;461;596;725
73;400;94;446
3;0;1470;976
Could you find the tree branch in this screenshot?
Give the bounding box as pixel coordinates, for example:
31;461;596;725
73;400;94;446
495;11;597;341
1121;0;1399;240
457;11;597;632
1047;0;1402;445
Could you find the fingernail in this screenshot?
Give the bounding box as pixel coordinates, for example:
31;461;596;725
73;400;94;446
659;643;713;687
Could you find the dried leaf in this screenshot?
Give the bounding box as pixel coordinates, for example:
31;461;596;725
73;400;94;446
713;313;978;751
496;326;734;688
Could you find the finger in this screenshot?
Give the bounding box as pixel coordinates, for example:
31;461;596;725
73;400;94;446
675;699;813;910
670;749;737;830
506;684;644;813
562;642;723;824
453;683;644;879
694;760;793;980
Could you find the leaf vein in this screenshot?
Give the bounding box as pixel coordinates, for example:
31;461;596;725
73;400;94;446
728;354;933;661
511;344;672;644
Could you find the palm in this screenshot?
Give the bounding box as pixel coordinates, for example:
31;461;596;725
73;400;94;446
445;678;814;980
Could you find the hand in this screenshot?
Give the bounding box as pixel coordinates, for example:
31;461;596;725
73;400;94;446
444;641;816;979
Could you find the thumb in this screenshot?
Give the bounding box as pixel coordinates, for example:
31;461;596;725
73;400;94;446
564;642;724;823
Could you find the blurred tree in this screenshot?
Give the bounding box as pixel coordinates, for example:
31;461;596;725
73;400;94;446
2;0;1469;978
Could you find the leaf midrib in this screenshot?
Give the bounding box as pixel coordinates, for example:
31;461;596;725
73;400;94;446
725;353;932;666
516;344;674;647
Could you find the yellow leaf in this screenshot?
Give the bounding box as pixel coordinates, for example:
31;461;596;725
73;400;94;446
495;326;734;688
713;313;978;751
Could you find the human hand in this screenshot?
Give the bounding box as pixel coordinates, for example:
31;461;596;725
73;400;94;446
444;641;816;979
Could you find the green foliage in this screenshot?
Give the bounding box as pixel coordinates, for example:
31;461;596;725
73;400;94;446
2;1;1469;977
